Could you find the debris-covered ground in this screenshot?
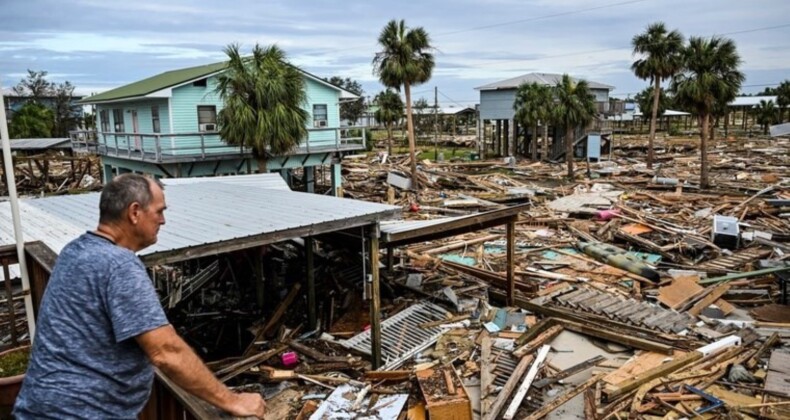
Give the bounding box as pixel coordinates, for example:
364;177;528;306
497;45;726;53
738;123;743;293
192;133;790;419
4;133;790;419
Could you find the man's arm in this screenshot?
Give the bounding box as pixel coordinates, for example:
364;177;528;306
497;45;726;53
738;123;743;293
135;324;266;418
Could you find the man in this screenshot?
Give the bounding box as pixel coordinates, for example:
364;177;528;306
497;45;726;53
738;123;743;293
14;174;265;419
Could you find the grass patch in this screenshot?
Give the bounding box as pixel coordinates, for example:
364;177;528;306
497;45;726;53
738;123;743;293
0;347;29;378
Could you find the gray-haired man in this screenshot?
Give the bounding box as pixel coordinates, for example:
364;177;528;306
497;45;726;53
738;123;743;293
15;173;265;419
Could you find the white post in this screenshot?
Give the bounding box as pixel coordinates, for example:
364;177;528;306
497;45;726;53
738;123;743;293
1;81;37;340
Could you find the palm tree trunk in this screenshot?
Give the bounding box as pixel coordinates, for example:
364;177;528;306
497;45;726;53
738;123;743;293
648;78;660;169
566;126;574;179
404;83;418;189
531;124;538;160
700;114;709;189
542;123;549;162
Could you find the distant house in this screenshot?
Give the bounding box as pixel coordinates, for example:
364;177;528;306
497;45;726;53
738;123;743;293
74;61;362;193
475;73;616;159
2;88;85;130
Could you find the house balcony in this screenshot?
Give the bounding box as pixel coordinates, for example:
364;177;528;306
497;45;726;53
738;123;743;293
69;128;367;164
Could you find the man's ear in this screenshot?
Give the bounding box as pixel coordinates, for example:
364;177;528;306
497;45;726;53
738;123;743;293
127;202;142;225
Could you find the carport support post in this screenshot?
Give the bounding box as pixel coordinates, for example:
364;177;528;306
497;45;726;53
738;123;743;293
368;224;383;369
507;220;516;305
306;236;316;330
331;162;342;197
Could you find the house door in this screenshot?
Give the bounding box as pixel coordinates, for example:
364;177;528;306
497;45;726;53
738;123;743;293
131;110;141;149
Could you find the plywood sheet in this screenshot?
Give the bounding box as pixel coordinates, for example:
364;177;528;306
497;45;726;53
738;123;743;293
658;276;702;309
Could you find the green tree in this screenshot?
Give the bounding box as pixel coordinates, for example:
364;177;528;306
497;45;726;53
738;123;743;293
672;36;744;188
412;97;432;138
631;22;684;169
373;89;404;155
552;74;596;179
215;44;309;169
327;76;366;125
51;81;83;137
776;79;790;122
635;86;670;122
755;100;778;135
13;70;54;101
513;82;552;161
9;102;54;138
373;19;435;188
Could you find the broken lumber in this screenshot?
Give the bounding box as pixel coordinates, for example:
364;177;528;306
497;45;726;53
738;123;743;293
484;354;535;420
503;345;551;419
524;373;606;420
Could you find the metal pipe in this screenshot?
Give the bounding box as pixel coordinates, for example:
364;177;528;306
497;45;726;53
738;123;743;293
0;80;37;340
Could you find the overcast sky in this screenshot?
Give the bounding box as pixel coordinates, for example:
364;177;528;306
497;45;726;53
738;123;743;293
1;0;788;107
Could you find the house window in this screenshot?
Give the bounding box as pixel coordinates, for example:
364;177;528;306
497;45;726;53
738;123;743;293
197;105;217;132
112;109;125;132
151;106;161;133
313;104;327;127
100;109;110;132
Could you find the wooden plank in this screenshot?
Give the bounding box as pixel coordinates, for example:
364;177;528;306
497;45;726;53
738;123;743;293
687;284;731;316
558;319;674;354
604;351;703;399
503;345;551;420
533;355;605;388
524;373;606;420
485;354;534;420
507;221;516;305
369;225;382;370
512;324;563;358
658;276;703;309
480;334;494;418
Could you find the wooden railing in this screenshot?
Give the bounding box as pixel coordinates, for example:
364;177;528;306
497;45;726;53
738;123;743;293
0;242;57;352
70;127;367;163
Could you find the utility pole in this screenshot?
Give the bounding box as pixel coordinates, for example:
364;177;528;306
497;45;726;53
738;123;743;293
434;86;439;161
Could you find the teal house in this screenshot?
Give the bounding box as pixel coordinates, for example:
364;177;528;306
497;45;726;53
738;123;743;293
73;61;364;193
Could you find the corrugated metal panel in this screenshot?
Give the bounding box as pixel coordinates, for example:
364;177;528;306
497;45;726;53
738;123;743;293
770;122;790;137
380;216;463;236
0;182;400;261
730;95;777;107
476;72;614;91
8;138;71;150
341;302;449;370
161;173;290;191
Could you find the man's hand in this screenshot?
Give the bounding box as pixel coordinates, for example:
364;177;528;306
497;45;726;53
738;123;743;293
226;393;266;419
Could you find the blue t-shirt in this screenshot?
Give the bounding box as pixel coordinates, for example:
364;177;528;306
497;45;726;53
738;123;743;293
14;232;169;419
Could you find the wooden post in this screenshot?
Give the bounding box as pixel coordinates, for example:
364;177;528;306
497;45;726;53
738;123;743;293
2;259;17;346
368;224;382;369
253;248;264;308
306;236;316;330
386;246;394;274
506;221;516;305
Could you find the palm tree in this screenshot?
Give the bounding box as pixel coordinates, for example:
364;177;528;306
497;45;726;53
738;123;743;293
631;22;684;169
553;74;597;179
215;44;309;170
513;82;552;161
374;89;404;155
672;36;744;188
755;100;778;135
776;79;790;123
373;19;435;188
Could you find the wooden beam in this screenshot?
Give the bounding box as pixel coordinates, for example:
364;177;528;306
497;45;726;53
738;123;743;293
507;221;516;305
533;355;605;388
368;224;382;369
687;284;731;316
503;345;551;419
524;373;606;420
559;319;674;355
480;333;494;418
512;324;563;358
305;236;316;330
485;354;535;420
604;351;703;399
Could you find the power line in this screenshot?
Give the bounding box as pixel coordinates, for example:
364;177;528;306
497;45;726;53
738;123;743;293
434;0;650;37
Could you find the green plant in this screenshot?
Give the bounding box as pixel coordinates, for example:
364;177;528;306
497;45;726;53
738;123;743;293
0;347;29;378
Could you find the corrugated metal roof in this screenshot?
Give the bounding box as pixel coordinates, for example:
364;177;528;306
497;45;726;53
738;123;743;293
160;173;290;191
0;182;400;264
475;72;614;91
730;95;778;107
9;138;71;150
